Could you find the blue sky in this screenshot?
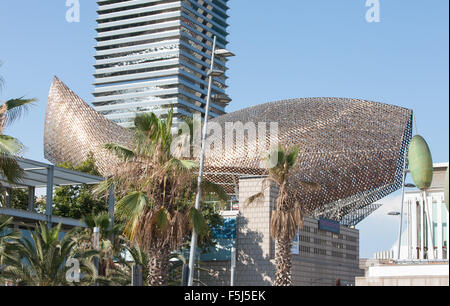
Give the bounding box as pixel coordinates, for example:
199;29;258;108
0;0;448;258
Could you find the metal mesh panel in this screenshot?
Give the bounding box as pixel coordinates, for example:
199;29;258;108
204;98;413;219
44;78;413;221
44;77;133;176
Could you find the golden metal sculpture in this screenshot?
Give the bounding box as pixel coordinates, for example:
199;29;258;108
44;78;413;221
44;77;133;176
204;98;413;220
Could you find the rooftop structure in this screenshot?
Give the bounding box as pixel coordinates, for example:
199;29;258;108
0;158;112;229
93;0;231;127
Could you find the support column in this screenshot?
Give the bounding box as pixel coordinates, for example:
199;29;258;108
437;197;443;260
237;176;277;286
108;185;115;227
424;192;435;260
5;188;12;208
46;165;54;228
407;199;411;260
446;207;449;260
411;199;418;259
420;196;425;260
28;186;35;212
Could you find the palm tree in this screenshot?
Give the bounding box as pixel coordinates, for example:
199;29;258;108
246;145;319;286
96;110;225;286
0;69;36;185
0;222;96;286
97;111;221;286
70;213;126;285
0;216;21;267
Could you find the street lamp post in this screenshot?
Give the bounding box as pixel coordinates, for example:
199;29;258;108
187;36;234;286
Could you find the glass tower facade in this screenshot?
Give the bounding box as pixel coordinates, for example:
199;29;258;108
93;0;231;127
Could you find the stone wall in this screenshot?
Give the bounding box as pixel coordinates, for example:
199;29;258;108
235;176;277;286
200;176;363;286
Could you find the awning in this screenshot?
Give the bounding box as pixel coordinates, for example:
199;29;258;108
0;158;104;188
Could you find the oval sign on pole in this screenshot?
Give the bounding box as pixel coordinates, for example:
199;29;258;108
408;135;433;191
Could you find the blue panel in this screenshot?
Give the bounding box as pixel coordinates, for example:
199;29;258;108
318;218;341;234
201;217;236;261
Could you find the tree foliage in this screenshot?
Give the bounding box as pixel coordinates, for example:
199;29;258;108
52;153;108;219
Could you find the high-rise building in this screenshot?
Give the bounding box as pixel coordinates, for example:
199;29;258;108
92;0;231;127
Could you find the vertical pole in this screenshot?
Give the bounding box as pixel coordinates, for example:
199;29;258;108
445;209;450;260
187;35;217;287
397;154;408;260
46;166;54;228
93;227;100;286
108;185;115;226
437;197;443;259
28;186;35;212
181;264;189;286
420;195;425;259
412;200;418;259
132;265;143;286
424;191;435;260
407;199;411;259
197;254;201;286
230;246;236;286
5;188;11;208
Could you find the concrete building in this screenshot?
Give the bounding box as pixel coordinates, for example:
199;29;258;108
93;0;231;127
356;262;449;286
200;177;364;286
357;163;449;286
373;163;449;261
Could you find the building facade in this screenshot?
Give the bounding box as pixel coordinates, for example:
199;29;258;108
358;163;449;286
200;177;364;286
93;0;231;127
373;163;449;261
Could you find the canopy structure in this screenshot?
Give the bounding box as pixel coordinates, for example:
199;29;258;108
0;158;113;229
43;77;413;224
1;158;104;188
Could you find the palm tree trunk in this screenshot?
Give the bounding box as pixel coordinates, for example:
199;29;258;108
147;246;171;286
274;238;293;286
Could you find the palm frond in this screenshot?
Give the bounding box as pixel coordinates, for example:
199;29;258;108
104;143;135;161
92;177;114;198
201;180;228;202
189;207;208;237
0;154;24;183
3;97;36;125
0;135;23;155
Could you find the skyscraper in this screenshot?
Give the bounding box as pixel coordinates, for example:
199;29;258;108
92;0;231;127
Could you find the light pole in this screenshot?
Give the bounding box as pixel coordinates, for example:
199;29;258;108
187;36;234;286
395;179;416;260
93;227;100;286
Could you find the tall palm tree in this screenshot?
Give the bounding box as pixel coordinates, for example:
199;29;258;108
246;145;319;286
0;70;36;185
0;222;96;286
96;110;225;286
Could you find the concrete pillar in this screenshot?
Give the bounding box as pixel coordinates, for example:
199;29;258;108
46;166;54;228
108;185;115;226
446;208;449;260
420;196;425;260
437;197;443;259
236;176;276;286
28;186;35;212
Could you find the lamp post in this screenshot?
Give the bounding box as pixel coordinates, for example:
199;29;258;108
396;178;416;260
187;36;234;286
93;227;100;286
